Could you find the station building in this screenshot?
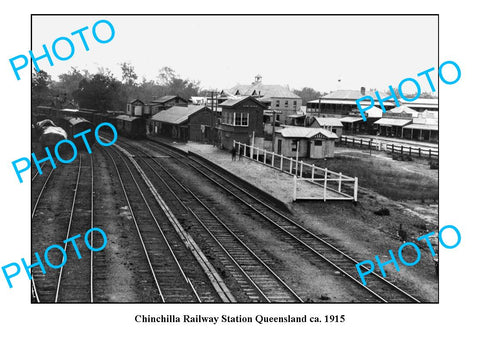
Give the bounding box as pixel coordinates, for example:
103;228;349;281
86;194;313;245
226;75;302;124
148;105;215;142
218;96;267;150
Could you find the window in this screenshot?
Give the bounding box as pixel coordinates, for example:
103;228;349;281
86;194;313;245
221;111;249;127
314;140;323;146
291;140;298;152
241;112;249;126
127;104;131;113
293;100;297;108
284;100;289;108
235;112;242;125
332;128;337;133
275;100;280;108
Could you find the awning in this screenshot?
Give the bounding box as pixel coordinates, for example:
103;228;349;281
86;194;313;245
340;116;363;123
403;124;438;131
374;118;412;127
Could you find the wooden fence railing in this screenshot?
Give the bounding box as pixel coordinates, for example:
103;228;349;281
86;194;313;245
340;136;438;159
233;141;358;201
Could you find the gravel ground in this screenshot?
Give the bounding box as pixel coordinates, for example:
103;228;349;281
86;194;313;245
170;140;439;302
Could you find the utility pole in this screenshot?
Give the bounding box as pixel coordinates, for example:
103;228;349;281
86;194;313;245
271;109;276;152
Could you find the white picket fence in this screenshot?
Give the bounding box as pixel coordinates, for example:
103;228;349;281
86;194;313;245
233;141;358;202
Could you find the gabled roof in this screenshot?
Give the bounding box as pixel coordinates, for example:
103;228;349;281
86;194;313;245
151;95;188;104
277;126;338;139
220;96;267;109
151;105;208;124
128;98;144;105
387;105;418;115
313;117;344;127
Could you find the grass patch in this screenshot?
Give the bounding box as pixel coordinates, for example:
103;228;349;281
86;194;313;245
310;155;438;201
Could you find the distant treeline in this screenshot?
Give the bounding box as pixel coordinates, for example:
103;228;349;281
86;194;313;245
32;63;202;112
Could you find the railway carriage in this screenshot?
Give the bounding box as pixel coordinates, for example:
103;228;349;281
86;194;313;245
115;115;146;139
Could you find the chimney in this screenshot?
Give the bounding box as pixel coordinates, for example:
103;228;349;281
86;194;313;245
360;87;366;95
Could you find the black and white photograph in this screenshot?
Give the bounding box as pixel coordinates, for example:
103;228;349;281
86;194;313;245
30;14;439;303
1;2;478;348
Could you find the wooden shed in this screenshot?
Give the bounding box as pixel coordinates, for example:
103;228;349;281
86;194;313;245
274;126;338;159
309;117;344;139
116;115;146;139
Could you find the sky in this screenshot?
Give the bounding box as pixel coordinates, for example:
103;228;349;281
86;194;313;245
32;15;438;94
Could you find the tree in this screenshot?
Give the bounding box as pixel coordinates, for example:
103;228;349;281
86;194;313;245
120;62;138;86
73;73;123;111
32;70;54;107
293;87;322;106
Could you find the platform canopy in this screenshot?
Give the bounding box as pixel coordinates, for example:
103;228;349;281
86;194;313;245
374;118;412;127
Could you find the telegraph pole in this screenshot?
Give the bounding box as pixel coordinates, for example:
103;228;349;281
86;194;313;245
271;110;276;152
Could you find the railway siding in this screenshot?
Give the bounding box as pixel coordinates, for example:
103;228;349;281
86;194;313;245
111;141;236;303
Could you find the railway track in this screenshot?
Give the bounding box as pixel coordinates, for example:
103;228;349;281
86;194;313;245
116;139;303;303
102;145;224;302
140;138;421;303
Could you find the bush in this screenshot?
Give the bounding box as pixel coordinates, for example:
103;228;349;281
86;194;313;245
429;160;439;169
374;208;390;216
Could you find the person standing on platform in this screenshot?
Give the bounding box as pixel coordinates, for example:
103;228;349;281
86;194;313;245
231;145;237;161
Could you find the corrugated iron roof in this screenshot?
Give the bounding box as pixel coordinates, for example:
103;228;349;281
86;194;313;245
313;117;344;127
151;105;207;124
228;82;300;99
151;95;179;104
387;105;418;115
374;118;412;127
339;116;363;123
220;96;267;108
277;127;338;139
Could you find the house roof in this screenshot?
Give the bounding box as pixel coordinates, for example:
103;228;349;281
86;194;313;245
387;105;418;115
277;126;338;139
339;116;363;123
322;89;388;100
374;118;412;127
151;95;188;104
151;105;207;124
129;98;144;104
116;115;142;122
313;117;344;127
228;82;300;99
220;96;267;108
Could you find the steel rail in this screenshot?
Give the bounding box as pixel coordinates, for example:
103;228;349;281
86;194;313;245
109;145;201;302
101;147;166;302
147;139;421;303
118;140;303;303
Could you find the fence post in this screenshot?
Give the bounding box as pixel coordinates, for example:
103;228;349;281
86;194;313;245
354;177;358;202
300;161;303;178
311;165;315;180
323;169;328;202
244;145;247;157
272;152;275;167
360;139;363;147
256;147;259;161
429;149;431;159
418;148;421;158
293;175;297;202
409;146;412;156
264;149;267;164
289;158;293;174
338;172;342;192
401;145;403;155
250;145;253;159
369;140;371;150
280;155;284;172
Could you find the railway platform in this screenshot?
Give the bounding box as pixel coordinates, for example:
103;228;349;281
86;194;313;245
154;137;350;204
